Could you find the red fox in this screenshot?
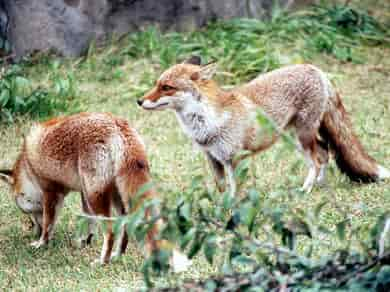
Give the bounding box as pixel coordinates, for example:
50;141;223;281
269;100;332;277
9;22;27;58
0;113;179;266
137;56;389;196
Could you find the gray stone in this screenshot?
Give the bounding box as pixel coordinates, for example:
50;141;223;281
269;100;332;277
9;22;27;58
1;0;313;59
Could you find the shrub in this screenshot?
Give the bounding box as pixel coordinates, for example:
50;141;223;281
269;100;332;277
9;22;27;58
0;65;77;123
77;111;390;290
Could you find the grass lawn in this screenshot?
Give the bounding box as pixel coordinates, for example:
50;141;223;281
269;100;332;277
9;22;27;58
0;2;389;290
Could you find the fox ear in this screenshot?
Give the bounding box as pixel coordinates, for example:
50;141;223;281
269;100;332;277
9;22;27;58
183;55;202;66
191;62;217;81
0;169;14;185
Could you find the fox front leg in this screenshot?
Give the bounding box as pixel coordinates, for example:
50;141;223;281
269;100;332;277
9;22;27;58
30;193;64;248
205;152;226;193
30;213;42;238
223;160;236;198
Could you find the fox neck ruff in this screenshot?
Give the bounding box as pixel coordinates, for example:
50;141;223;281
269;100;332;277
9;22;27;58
174;93;248;163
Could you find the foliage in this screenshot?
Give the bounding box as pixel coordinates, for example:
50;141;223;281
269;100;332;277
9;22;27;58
1;3;388;111
0;64;79;123
113;3;390;79
218;3;389;63
122;25;280;83
98;112;390;290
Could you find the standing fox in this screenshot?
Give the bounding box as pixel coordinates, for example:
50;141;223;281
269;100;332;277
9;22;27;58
138;56;389;195
0;113;181;266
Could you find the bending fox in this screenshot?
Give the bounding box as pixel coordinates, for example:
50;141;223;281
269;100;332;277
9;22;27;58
138;56;389;195
0;113;164;264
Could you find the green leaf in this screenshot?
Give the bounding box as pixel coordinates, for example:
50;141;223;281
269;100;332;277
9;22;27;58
248;188;261;205
336;219;348;241
204;233;217;264
246;207;258;233
113;217;125;236
14;76;30;93
0;90;10;107
205;280;217;292
189;175;204;192
226;212;241;231
221;257;233;274
134;181;155;200
314;201;328;218
239;202;258;233
234;158;250;181
151;249;171;274
223;191;234;210
126;207;146;235
178;202;191;220
2;109;13;123
142;259;153;288
318;225;331;234
75;216;90;238
232;255;256;266
180;228;196;250
188;231;206;259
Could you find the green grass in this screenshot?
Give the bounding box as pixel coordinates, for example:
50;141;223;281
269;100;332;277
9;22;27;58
0;2;389;290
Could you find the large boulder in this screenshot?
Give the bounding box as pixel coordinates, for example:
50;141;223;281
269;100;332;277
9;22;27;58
1;0;312;59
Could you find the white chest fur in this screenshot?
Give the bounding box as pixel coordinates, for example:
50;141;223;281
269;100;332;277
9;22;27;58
174;98;245;163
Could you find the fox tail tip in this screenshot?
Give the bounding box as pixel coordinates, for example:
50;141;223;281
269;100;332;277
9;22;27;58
171;249;192;273
377;165;390;179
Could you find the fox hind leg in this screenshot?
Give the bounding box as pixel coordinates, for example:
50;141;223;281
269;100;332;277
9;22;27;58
111;191;129;260
86;190;115;265
297;131;321;193
78;192;96;248
315;137;329;186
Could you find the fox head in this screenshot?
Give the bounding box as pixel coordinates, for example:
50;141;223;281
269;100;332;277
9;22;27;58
137;56;218;111
0;158;43;215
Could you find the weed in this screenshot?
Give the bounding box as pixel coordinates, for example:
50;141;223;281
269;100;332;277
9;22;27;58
0;64;79;123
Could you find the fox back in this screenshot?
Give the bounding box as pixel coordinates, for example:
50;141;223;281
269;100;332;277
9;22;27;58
5;113;150;216
138;57;389;196
0;112;160;264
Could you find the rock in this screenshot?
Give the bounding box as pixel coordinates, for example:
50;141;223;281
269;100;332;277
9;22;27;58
0;0;8;56
1;0;313;60
4;0;97;58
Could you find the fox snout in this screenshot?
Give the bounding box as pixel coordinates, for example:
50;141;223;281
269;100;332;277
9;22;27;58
137;87;160;107
137;87;175;111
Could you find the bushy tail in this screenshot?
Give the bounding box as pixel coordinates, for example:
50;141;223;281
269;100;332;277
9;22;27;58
320;93;385;183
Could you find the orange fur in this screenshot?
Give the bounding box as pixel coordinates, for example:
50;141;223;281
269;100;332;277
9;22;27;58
0;112;161;264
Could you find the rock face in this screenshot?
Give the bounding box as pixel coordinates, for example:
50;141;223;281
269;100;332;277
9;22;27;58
1;0;312;59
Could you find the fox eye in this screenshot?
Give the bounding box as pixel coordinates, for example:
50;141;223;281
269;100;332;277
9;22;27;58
161;85;175;91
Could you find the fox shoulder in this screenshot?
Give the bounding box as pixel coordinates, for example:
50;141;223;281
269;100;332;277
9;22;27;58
25;123;45;158
202;87;251;113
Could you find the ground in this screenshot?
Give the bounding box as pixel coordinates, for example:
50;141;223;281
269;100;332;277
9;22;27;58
0;3;389;290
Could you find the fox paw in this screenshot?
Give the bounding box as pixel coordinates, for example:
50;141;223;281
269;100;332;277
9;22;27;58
110;251;121;261
30;239;46;249
91;258;109;266
91;258;103;266
299;186;313;194
299;182;314;193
